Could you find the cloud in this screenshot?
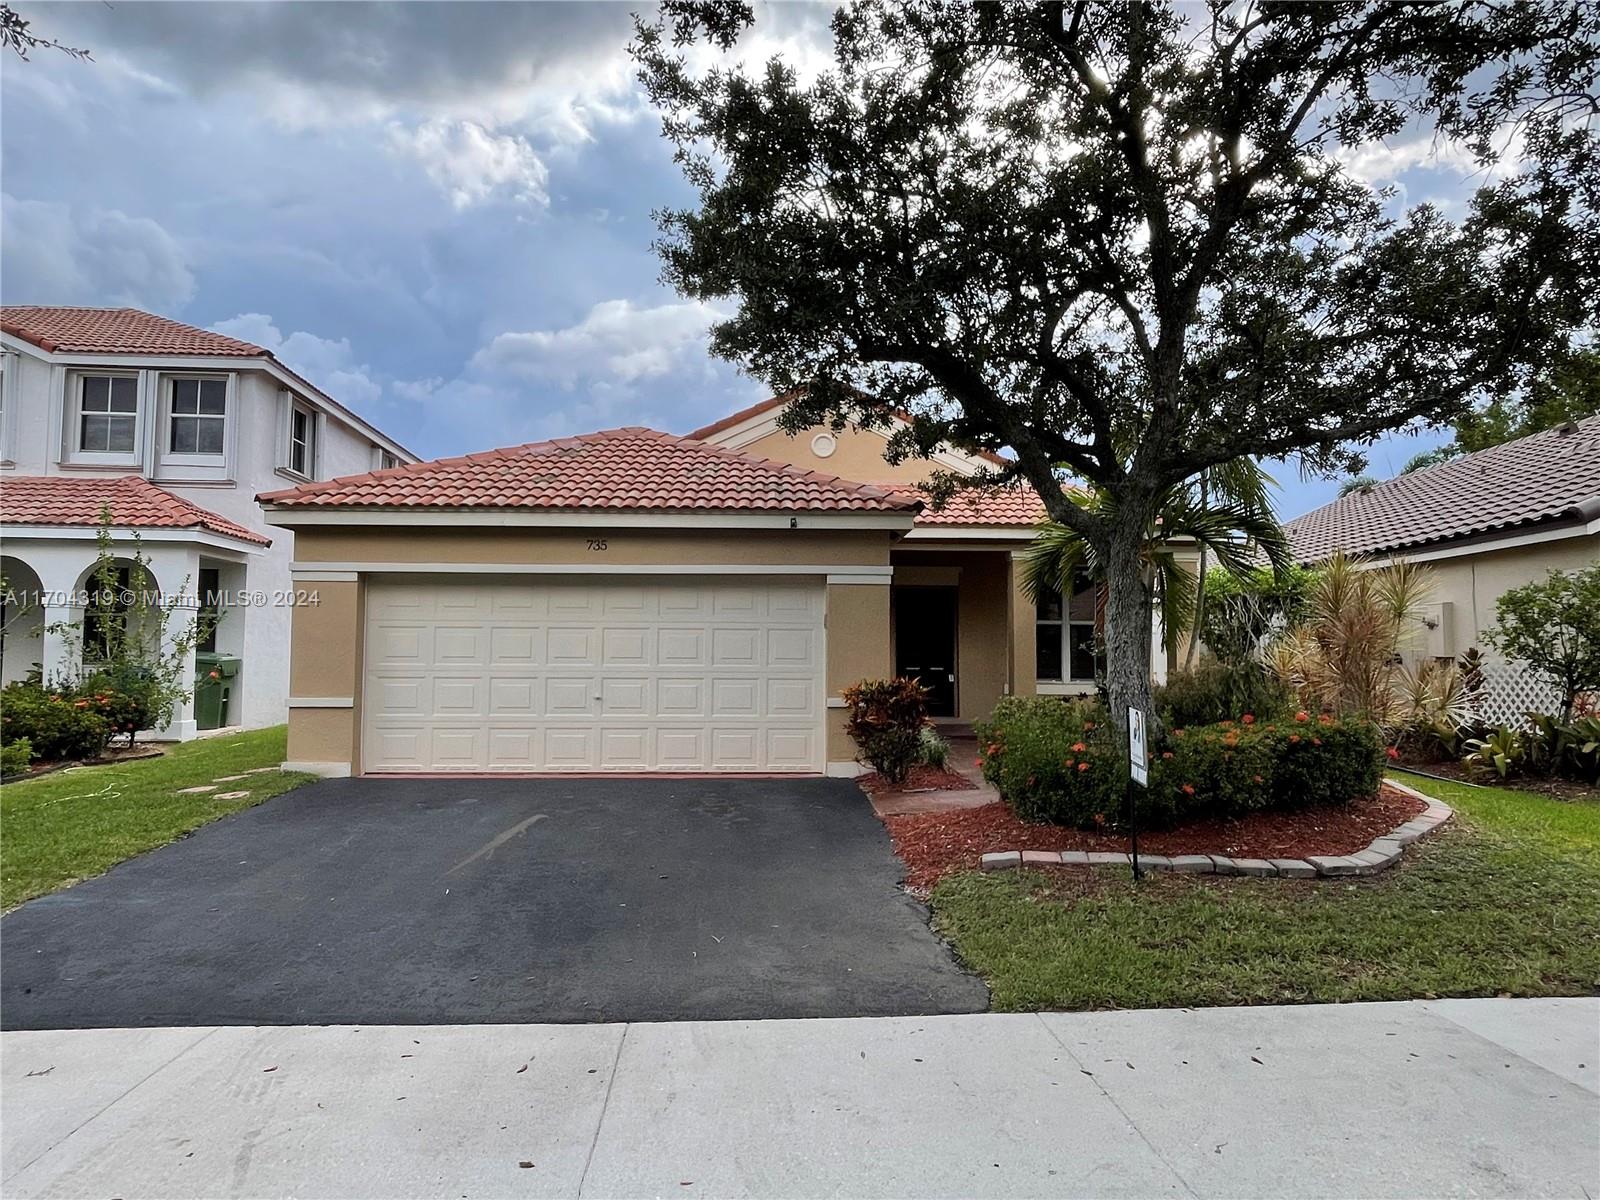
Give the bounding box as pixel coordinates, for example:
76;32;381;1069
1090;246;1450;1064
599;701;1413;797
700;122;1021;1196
388;119;549;210
471;299;730;387
0;193;196;310
210;312;383;411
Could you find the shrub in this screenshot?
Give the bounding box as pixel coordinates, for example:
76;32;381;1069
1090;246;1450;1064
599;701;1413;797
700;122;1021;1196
918;726;950;769
1484;563;1600;720
0;682;111;761
1155;658;1291;728
842;677;928;782
1;738;32;776
978;696;1382;829
1463;726;1526;780
75;668;156;747
974;696;1119;826
1522;714;1600;784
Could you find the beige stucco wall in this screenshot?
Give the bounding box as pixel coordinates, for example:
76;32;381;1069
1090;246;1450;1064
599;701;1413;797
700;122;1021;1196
740;425;937;486
824;582;893;763
279;523;900;774
289;526;897;568
1397;533;1599;661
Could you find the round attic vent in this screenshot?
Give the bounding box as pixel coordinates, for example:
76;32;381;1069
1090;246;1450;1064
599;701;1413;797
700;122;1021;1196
811;432;838;458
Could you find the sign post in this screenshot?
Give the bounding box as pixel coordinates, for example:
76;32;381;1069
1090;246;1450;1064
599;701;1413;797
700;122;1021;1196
1126;706;1147;880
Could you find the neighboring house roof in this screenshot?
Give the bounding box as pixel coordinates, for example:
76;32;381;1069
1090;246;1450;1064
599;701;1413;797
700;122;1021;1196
0;306;267;357
1286;416;1600;561
0;305;418;462
257;427;920;514
0;475;272;546
687;391;1014;470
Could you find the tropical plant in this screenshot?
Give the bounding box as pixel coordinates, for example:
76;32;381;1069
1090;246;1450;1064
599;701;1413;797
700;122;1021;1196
1483;563;1600;721
842;677;929;782
1390;658;1473;759
1;737;33;777
1021;464;1290;669
1524;713;1600;785
918;725;950;770
1199;563;1319;664
1463;726;1528;781
1264;554;1434;731
46;513;213;736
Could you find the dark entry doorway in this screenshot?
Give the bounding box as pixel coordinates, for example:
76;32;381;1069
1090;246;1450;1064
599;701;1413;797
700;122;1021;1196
894;586;957;717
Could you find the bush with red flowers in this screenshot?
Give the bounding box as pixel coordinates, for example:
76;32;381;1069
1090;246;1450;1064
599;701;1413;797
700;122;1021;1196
975;696;1383;829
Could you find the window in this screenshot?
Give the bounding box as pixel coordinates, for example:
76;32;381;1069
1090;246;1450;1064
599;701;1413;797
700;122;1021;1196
82;565;133;663
289;403;316;476
168;378;227;455
1036;572;1102;683
377;449;399;470
78;375;139;453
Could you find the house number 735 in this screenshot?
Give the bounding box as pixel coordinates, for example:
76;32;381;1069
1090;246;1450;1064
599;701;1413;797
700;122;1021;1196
586;539;609;551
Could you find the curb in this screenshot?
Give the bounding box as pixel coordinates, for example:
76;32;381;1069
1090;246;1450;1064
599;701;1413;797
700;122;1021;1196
981;780;1453;879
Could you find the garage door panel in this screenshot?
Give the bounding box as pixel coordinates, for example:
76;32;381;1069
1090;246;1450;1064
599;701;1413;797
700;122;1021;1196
363;578;824;773
711;678;759;717
711;627;759;666
658;629;706;665
547;628;599;665
658;677;706;716
657;727;706;768
543;726;596;767
766;728;817;770
710;727;760;768
602;627;649;666
489;626;540;664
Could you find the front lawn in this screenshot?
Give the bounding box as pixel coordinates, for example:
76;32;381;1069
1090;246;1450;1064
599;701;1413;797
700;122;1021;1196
1;725;315;910
931;775;1600;1010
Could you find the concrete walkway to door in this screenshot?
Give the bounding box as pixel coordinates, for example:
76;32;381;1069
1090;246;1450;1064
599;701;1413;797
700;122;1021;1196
3;998;1594;1197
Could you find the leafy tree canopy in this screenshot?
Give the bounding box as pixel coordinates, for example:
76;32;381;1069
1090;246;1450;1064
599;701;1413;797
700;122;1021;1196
635;0;1600;725
1454;345;1600;451
1485;563;1600;720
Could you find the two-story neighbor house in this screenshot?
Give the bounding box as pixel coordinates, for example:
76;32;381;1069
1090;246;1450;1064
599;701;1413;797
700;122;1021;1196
261;393;1180;777
0;306;416;737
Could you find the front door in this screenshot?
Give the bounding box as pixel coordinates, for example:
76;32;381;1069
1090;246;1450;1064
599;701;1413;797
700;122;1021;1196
894;586;957;717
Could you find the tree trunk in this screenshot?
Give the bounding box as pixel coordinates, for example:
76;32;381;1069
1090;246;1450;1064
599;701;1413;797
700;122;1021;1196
1101;521;1156;741
1184;473;1208;671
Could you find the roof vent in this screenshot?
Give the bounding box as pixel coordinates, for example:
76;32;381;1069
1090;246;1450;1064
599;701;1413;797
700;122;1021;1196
1557;419;1579;435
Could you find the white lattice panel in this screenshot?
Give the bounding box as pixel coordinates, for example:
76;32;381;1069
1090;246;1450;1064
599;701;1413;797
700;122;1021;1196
1476;660;1564;726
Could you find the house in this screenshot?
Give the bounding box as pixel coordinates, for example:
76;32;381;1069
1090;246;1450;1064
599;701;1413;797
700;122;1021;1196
0;306;416;736
260;394;1174;777
1286;415;1600;720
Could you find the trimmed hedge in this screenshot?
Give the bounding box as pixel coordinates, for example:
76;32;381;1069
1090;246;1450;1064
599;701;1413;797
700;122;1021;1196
0;683;112;762
975;697;1382;829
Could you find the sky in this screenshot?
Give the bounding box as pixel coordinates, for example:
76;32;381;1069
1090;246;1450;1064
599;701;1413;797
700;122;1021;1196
2;1;1484;519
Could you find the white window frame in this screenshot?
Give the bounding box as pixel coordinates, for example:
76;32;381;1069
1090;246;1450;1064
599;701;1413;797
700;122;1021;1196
156;372;233;479
64;370;145;467
1035;574;1101;684
373;446;400;471
0;349;16;466
279;395;320;482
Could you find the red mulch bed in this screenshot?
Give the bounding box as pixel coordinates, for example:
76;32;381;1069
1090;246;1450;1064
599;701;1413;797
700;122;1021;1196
885;783;1427;894
855;765;976;796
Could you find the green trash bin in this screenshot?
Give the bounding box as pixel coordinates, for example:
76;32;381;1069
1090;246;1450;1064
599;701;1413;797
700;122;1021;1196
194;653;242;730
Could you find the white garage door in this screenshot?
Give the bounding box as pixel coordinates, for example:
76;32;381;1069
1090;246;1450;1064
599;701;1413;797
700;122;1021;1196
361;576;825;773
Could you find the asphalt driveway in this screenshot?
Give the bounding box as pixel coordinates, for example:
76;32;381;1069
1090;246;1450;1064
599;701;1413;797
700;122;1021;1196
0;777;986;1030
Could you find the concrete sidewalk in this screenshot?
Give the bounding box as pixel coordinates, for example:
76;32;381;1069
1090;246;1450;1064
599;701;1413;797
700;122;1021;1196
3;998;1595;1198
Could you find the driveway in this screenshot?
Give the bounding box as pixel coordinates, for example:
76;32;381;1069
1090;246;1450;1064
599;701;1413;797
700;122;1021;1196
0;777;986;1030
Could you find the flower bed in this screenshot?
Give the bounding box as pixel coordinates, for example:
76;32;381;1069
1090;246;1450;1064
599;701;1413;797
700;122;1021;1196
973;696;1383;829
886;784;1425;894
855;764;974;796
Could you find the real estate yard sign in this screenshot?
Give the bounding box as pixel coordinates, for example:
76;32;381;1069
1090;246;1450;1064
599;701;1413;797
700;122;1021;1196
1126;707;1146;880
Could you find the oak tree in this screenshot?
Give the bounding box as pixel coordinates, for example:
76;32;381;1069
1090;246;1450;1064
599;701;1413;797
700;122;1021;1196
634;0;1599;732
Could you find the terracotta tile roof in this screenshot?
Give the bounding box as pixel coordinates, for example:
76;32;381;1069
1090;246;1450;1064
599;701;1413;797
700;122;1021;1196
687;392;1014;469
1;476;271;546
0;306;268;358
1287;416;1600;562
900;484;1050;527
258;427;921;514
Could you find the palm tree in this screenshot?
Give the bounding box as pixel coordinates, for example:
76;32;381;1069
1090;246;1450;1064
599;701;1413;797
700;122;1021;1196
1021;460;1291;669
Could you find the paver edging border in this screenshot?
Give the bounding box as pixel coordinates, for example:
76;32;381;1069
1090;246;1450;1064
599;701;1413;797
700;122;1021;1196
980;779;1453;879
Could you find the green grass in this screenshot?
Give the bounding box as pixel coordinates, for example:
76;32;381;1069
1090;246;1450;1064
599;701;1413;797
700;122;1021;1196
931;775;1600;1011
1;726;315;910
